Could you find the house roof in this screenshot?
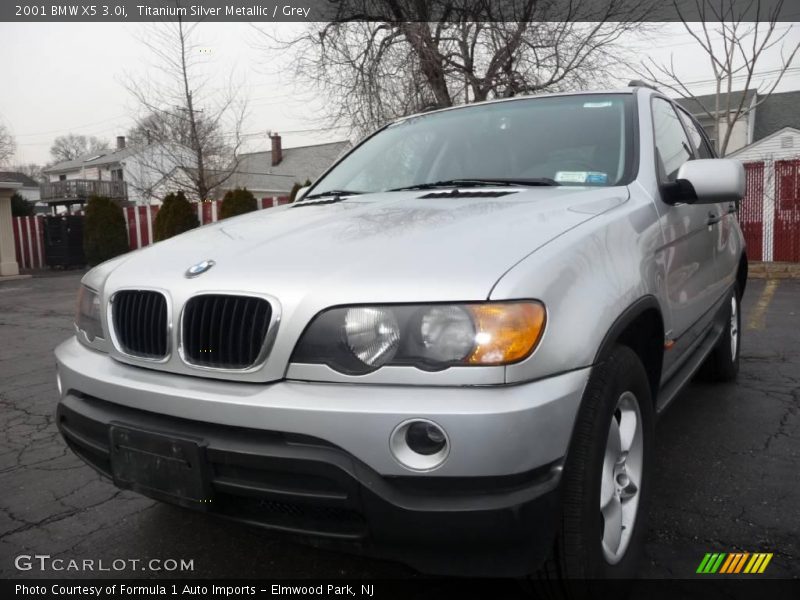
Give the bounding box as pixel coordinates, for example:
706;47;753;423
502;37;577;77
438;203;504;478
162;166;231;189
753;90;800;141
674;88;800;141
675;89;757;118
225;141;350;192
0;171;39;187
43;146;138;174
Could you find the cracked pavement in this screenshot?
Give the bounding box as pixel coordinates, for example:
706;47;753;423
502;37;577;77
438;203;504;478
0;274;797;579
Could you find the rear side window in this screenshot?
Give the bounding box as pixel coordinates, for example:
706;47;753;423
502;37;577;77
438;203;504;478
677;109;715;159
652;98;693;182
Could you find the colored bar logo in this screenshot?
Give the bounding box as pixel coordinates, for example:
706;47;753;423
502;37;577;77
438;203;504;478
696;552;773;574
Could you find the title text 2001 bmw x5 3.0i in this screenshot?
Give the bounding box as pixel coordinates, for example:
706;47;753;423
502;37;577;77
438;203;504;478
55;83;746;578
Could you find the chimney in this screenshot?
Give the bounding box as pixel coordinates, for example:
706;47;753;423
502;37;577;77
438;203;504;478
116;136;126;150
270;133;282;166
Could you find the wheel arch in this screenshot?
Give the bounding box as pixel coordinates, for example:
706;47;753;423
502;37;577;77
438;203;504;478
593;296;665;405
737;251;748;298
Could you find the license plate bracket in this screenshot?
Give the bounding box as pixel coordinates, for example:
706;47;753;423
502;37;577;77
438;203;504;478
109;424;213;508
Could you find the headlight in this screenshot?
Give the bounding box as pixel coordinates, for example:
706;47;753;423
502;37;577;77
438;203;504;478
75;285;104;342
420;306;475;362
344;307;401;367
291;301;546;375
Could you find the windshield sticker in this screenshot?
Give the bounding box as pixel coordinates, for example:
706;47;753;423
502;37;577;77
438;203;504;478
555;171;588;183
555;171;609;184
586;172;609;184
583;101;613;108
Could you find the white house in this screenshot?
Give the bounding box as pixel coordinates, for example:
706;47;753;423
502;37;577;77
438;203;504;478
150;135;351;202
728;127;800;163
43;130;350;207
41;136;185;208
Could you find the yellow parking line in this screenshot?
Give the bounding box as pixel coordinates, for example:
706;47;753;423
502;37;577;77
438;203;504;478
747;279;779;330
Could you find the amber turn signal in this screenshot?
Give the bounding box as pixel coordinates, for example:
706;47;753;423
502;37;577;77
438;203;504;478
467;302;546;365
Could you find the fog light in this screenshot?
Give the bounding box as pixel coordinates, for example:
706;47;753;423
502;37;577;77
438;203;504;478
405;421;447;455
389;419;449;471
55;367;62;396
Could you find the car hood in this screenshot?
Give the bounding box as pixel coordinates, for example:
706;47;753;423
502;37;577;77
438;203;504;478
105;187;627;305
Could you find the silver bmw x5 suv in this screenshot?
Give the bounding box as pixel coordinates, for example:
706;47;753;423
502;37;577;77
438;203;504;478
56;84;746;578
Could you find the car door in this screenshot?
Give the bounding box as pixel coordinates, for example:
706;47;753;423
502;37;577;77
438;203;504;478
677;106;740;293
651;97;719;372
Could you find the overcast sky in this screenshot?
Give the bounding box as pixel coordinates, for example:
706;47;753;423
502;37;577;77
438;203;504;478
1;21;798;166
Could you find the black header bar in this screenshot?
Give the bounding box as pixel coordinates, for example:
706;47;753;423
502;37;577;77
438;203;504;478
3;0;798;23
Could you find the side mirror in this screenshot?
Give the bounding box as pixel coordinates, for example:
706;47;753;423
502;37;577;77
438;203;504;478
662;159;745;205
295;186;310;202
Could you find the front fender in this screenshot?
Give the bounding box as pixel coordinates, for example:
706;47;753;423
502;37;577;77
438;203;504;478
492;196;666;384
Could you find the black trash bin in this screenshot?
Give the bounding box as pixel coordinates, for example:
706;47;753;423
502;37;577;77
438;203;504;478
43;215;85;268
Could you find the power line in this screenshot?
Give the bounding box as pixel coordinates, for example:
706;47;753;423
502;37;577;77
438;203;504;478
218;125;350;139
13;114;130;137
653;66;800;89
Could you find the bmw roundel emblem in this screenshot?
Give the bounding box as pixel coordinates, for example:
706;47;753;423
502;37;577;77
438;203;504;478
185;259;216;278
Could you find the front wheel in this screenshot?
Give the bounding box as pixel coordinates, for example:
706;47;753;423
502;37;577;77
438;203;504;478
549;344;654;579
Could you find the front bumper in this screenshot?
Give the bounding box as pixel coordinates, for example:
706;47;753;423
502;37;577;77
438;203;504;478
55;338;589;575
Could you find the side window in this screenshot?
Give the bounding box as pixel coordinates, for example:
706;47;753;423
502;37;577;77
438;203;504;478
677;109;715;159
652;98;693;182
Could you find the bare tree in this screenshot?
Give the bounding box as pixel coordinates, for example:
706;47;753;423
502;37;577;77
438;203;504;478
638;0;799;156
0;124;17;165
10;163;45;183
50;133;110;162
259;0;656;137
125;11;247;202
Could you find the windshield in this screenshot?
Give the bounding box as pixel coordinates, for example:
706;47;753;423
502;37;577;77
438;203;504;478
310;94;635;197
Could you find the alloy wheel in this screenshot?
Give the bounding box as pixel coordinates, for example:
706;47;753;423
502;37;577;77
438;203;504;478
600;391;644;564
730;295;739;359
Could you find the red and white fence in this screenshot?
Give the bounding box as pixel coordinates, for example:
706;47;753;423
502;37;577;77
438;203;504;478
13;196;290;268
13;215;46;270
773;159;800;263
123;196;290;250
740;162;765;261
739;159;800;263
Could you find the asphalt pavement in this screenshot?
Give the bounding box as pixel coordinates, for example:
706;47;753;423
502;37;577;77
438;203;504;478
0;273;797;579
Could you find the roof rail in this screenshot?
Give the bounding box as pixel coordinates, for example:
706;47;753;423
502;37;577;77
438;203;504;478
627;80;660;91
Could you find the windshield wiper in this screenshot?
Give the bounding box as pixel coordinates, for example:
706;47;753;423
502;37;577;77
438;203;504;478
302;189;364;201
388;178;559;192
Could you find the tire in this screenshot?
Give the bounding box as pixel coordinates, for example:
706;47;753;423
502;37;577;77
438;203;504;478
545;344;654;581
700;285;741;382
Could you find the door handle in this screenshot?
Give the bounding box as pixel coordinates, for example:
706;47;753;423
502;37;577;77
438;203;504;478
706;212;721;226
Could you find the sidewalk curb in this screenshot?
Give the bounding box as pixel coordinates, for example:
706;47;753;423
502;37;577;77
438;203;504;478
748;262;800;280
